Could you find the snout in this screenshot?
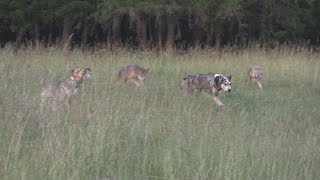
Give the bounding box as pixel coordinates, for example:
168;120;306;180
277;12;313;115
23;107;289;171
221;84;232;92
223;88;231;92
84;74;92;81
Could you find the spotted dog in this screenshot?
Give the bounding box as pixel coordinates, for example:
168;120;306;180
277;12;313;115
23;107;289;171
116;64;149;88
41;68;91;110
181;73;232;106
248;65;263;89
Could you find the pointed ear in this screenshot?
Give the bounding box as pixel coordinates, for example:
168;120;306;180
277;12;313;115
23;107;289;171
228;75;232;80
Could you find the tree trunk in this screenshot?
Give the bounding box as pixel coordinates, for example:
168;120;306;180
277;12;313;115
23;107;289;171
34;23;40;48
136;13;148;50
16;30;24;47
48;23;53;46
62;17;72;45
112;15;122;47
165;12;176;56
193;26;202;48
214;31;221;49
107;26;112;49
214;24;223;49
206;26;214;47
148;17;153;48
157;13;165;51
81;23;88;45
0;32;2;45
192;15;202;48
62;17;73;71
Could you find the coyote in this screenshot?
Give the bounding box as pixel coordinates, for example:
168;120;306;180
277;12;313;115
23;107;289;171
40;68;91;110
248;65;263;89
116;64;149;88
181;73;232;106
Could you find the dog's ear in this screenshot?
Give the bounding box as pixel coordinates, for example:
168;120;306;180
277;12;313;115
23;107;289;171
228;75;232;80
214;75;222;85
71;69;75;74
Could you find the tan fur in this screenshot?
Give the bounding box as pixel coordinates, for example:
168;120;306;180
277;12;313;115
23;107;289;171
181;73;232;106
116;64;149;88
248;65;263;89
40;68;91;111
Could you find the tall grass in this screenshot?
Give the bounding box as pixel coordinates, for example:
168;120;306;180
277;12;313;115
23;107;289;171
0;45;319;179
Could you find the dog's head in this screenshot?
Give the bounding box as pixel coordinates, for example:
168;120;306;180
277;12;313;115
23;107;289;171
71;68;91;83
181;76;191;89
249;66;263;79
142;68;149;76
214;74;232;92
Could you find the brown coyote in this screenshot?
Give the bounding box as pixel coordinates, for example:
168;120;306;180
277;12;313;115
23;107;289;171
248;65;263;89
40;68;91;110
116;64;149;88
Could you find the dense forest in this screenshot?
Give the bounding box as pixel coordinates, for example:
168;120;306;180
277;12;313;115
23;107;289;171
0;0;320;53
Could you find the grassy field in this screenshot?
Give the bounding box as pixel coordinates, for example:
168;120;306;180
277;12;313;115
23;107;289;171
0;45;319;179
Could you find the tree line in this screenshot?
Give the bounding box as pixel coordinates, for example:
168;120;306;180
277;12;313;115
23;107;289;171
0;0;319;54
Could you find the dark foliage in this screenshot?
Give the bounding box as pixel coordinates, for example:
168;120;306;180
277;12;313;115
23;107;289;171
0;0;319;51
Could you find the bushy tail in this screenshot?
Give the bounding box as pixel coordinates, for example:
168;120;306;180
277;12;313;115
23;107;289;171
116;68;127;85
116;69;123;81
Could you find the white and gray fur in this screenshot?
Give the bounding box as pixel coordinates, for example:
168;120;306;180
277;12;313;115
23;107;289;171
181;73;232;106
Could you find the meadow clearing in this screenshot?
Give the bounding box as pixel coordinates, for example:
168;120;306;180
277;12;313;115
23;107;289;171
0;45;319;179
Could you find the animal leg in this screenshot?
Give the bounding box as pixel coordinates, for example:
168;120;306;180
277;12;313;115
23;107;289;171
116;77;127;86
187;88;194;94
212;96;224;106
250;77;257;84
138;79;145;88
248;77;252;84
256;80;263;89
129;79;142;88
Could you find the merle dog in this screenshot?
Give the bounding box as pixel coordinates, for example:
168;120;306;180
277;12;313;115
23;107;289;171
181;73;232;106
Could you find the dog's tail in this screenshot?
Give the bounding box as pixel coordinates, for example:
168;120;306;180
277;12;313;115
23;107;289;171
116;70;121;80
116;67;123;79
180;76;190;90
116;68;127;85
